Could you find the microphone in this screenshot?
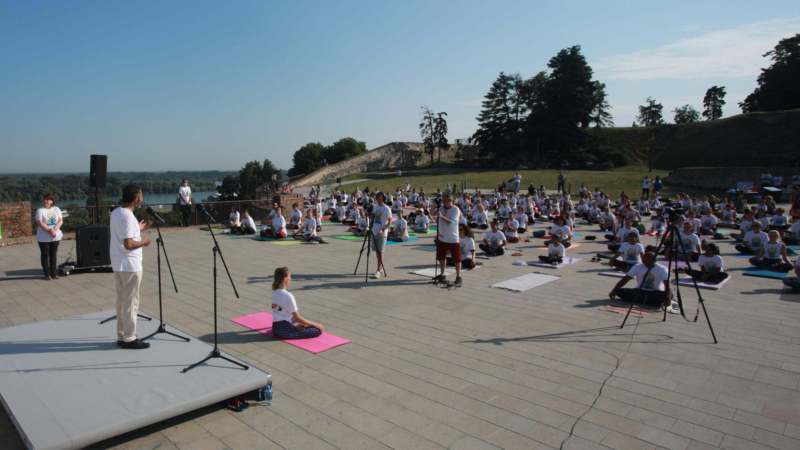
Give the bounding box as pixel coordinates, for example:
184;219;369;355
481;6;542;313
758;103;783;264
196;203;217;223
146;206;166;224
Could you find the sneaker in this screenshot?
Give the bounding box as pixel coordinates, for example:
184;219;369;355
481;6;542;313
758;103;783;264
117;339;150;350
372;271;382;279
454;276;462;287
667;301;680;314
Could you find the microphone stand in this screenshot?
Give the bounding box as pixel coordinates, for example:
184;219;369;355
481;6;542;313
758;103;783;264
142;217;189;343
183;205;249;373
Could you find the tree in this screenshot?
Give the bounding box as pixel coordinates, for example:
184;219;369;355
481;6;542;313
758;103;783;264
472;72;527;161
237;159;281;199
702;86;726;120
673;105;699;124
419;106;436;165
289;142;325;177
218;175;240;200
323;137;367;164
740;33;800;112
433;112;449;162
636;97;664;126
588;81;613;127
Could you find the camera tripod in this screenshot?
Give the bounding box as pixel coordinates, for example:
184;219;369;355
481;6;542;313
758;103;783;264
619;220;718;344
353;213;387;283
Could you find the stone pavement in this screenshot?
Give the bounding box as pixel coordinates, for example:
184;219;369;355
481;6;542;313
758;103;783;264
1;221;799;450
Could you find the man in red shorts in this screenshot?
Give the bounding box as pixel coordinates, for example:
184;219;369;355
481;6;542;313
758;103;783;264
435;193;463;286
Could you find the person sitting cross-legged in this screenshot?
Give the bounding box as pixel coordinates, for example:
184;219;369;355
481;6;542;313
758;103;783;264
469;204;489;230
735;221;768;255
684;243;728;284
609;232;644;272
609;251;671;308
783;217;800;245
749;230;793;272
271;267;324;339
538;235;566;265
782;257;800;291
479;221;507;256
503;216;520;243
549;216;573;248
389;215;409;242
413;208;430;233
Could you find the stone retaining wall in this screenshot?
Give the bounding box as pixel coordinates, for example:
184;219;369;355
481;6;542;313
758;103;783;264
0;202;33;246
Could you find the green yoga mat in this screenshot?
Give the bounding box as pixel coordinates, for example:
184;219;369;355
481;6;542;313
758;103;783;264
742;268;788;279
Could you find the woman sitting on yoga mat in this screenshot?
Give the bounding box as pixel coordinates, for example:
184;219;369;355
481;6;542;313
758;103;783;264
684;243;728;284
233;210;257;235
538;235;565;265
549;216;573;248
749;230;793;272
610;232;644;272
458;225;476;269
288;203;303;230
271;267;324;339
469;203;489;229
514;206;528;234
503;216;520;243
414;208;430;232
667;221;701;262
731;210;755;241
609;252;671;308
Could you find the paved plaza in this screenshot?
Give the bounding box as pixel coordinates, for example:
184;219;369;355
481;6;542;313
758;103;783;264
1;221;799;450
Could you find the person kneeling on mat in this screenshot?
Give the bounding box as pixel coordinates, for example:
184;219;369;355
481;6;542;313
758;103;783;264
749;230;793;272
479;221;507;256
390;215;409;242
271;267;324;339
684;243;728;284
609;252;671;308
538;235;565;265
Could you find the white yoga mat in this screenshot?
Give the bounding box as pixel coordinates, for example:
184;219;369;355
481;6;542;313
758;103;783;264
598;271;627;278
676;275;731;290
526;257;582;269
491;273;560;292
412;267;455;278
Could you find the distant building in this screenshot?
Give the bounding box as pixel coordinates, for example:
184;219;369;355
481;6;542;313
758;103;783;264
455;137;475;146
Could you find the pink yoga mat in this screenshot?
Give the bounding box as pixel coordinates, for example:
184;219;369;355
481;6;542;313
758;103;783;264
230;311;350;354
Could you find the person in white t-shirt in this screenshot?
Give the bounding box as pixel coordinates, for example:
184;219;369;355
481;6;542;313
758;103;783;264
110;185;153;349
610;232;644;272
469;204;489;230
435;193;462;285
262;206;288;239
271;267;324;339
479;221;507;256
784;218;800;245
749;230;793;272
782;256;800;291
503;217;520;243
288;203;303;230
549;216;573;247
228;208;241;230
35;195;64;279
457;225;476;270
371;193;392;278
296;209;327;243
538;235;566;265
390;216;409;242
609;252;671;307
234;210;257;235
684;243;728;284
177;179;192;226
414;209;430;232
736;221;768;254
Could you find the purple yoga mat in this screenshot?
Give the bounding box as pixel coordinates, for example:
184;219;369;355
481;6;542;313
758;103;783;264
231;311;351;354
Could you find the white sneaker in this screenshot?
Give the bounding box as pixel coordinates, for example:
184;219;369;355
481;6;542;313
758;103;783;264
372;271;382;279
668;301;680;314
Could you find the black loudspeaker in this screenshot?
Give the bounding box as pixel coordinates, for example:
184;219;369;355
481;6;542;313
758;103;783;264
76;224;111;268
89;154;107;188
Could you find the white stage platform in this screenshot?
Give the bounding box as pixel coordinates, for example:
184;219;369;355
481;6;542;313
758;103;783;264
0;311;271;450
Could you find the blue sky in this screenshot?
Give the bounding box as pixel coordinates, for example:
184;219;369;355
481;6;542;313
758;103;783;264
1;1;798;173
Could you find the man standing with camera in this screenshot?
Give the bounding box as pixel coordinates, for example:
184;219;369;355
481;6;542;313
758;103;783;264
110;185;152;349
435;193;463;286
371;192;392;279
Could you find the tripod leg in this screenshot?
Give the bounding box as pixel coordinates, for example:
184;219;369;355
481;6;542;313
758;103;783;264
353;232;368;275
619;302;635;328
181;354;213;373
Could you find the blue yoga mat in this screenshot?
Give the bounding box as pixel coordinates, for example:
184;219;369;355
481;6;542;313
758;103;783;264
742;268;788;279
386;236;419;246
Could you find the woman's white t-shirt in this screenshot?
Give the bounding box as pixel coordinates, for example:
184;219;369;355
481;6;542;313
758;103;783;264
303;217;317;237
35;206;63;242
548;242;565;259
504;220;519;239
618;242;645;264
241;215;256;231
764;242;784;260
484;230;505;248
271;289;297;324
273;215;287;234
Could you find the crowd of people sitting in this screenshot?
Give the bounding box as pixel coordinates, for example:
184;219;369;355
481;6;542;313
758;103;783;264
222;176;800;297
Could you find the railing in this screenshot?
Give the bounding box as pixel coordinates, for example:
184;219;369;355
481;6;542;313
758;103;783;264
37;199;277;233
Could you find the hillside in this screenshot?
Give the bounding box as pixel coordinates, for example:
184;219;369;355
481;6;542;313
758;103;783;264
589;109;800;169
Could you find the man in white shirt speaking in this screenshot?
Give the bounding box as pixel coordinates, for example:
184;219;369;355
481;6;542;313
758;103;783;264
435;193;463;286
110;185;153;349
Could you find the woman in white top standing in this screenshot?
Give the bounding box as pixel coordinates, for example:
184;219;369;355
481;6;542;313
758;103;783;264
36;195;63;280
271;267;324;339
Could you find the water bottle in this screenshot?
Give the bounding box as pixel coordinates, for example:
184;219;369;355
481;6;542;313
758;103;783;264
256;382;273;406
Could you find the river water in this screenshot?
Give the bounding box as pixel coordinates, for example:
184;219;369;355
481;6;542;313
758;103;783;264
57;191;219;207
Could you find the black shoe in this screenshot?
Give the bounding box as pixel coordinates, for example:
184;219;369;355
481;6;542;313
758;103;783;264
454;277;462;287
117;339;150;349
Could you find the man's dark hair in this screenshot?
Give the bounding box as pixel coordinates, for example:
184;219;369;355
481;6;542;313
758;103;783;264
122;184;142;204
